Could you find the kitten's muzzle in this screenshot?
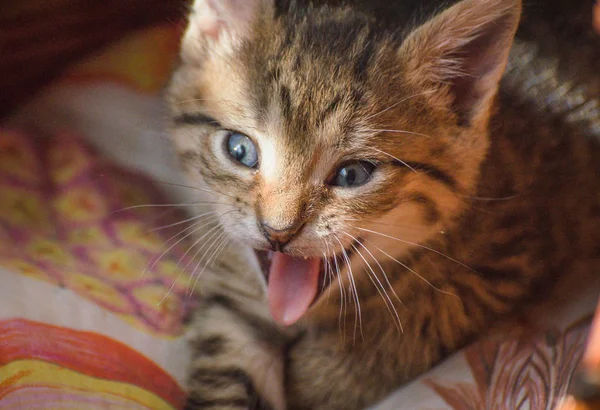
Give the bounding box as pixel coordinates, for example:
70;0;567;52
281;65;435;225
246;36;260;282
260;221;305;252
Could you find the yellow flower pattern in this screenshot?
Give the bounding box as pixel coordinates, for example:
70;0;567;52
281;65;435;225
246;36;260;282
0;131;41;184
0;130;197;336
0;185;51;231
54;186;109;223
94;249;148;284
65;273;134;314
113;221;164;252
1;23;190;410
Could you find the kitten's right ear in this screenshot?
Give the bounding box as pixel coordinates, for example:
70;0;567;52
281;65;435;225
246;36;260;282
181;0;271;61
399;0;522;127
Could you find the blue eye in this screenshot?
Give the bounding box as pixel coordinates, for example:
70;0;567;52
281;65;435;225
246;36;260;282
331;161;376;187
226;132;258;168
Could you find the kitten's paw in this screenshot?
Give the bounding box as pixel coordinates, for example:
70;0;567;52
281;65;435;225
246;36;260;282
185;367;273;410
185;298;286;410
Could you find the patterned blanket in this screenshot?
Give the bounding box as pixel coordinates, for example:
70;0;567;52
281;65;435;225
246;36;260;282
2;23;599;410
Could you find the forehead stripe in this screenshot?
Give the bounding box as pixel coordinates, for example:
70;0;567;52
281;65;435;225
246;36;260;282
174;113;221;127
399;161;458;191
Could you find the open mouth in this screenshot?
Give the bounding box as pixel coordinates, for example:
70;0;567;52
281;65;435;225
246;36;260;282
255;243;356;326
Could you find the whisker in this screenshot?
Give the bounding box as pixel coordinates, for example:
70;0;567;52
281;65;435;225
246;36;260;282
178;210;239;272
210;236;232;268
364;90;436;121
161;213;223;248
366;146;417;173
157;279;178;307
322;240;335;308
139;214;221;280
182;223;226;274
344;217;430;232
333;235;364;343
355;227;482;276
332;241;347;346
321;249;330;306
187;229;230;301
159;223;236;307
149;211;220;233
458;194;520;202
368;128;434;139
185;227;228;297
114;201;230;214
363;238;460;301
206;231;231;268
349;240;404;334
149;179;240;201
345;233;405;309
175;97;233;105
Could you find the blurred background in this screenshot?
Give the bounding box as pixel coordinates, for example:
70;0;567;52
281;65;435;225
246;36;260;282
0;0;187;119
1;0;599;120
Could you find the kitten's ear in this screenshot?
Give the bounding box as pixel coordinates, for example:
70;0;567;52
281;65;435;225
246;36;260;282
400;0;521;126
181;0;271;60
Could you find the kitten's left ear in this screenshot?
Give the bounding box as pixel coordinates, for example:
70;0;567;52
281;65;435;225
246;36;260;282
182;0;272;60
400;0;522;126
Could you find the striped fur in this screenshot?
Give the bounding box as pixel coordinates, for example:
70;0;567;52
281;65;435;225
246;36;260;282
167;0;600;409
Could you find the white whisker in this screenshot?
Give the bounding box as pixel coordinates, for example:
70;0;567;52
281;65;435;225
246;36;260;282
366;146;417;173
140;213;221;280
322;240;335;307
349;240;403;334
355;227;481;276
114;201;230;213
149;179;240;201
368;128;434;139
208;233;231;268
186;228;229;299
333;235;364;342
183;224;226;277
344;233;405;309
157;279;178;307
344;217;430;233
364;90;436;121
210;237;231;268
458;194;519;202
177;217;230;272
332;241;347;345
149;211;221;232
364;238;460;301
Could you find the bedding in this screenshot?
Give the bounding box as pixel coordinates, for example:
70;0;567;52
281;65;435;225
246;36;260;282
2;22;600;410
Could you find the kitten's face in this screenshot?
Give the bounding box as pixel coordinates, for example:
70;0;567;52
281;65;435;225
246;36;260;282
168;0;520;323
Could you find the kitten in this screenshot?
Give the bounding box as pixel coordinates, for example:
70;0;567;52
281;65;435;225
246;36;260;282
167;0;600;409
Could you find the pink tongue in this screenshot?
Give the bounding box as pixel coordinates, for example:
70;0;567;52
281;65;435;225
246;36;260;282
267;252;320;326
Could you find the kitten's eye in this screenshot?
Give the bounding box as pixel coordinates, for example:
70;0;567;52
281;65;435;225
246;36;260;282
331;161;376;188
226;132;258;168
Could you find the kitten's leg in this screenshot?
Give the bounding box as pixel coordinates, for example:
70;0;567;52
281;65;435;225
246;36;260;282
284;332;401;410
185;246;288;410
185;296;284;410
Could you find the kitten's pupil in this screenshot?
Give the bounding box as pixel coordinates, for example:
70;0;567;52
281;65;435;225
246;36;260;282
332;161;376;188
226;132;258;168
343;168;357;185
232;143;245;160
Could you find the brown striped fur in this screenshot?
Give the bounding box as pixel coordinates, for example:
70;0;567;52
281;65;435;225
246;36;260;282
167;0;600;409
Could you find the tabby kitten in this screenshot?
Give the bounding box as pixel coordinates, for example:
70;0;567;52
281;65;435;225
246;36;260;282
167;0;600;409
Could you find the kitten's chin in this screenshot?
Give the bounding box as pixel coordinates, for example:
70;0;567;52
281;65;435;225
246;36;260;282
255;250;333;326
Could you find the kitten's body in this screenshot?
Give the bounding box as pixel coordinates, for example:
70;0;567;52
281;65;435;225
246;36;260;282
167;1;600;409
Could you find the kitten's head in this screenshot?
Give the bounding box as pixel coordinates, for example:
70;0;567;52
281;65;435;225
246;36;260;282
168;0;521;325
